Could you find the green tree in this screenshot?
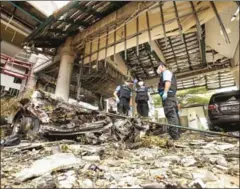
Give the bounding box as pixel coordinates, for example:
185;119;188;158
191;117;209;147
152;86;215;107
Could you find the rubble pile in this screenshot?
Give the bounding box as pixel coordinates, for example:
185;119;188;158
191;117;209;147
1;90;149;146
1;133;239;188
1;90;239;188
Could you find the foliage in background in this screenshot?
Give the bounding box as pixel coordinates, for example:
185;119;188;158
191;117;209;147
152;86;214;108
0;89;34;118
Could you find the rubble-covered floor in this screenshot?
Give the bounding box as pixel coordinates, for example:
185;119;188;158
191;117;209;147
1;132;239;188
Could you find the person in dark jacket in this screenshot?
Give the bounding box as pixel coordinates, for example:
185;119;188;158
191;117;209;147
157;62;180;140
113;80;133;116
135;81;151;117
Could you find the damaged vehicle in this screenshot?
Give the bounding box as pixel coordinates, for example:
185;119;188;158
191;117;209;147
1;90;149;147
208;90;240;132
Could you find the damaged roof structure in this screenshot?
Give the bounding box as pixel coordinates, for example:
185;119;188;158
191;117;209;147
1;2;239;188
20;1;239;102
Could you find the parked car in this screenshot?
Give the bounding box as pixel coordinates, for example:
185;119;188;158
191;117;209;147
208;90;240;131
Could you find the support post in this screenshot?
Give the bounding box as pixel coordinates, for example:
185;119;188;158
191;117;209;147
55;38;76;102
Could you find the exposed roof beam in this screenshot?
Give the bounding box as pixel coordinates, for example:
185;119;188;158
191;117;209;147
209;1;230;44
76;4;104;17
106;53;129;77
80;1;233;65
173;2;192;70
167;37;180;72
57;19;90;27
151;41;166;63
8;1;43;23
73;2;156;46
143;43;158;76
144;67;233;87
135;52;149;78
1;19;29;36
159;2;168;47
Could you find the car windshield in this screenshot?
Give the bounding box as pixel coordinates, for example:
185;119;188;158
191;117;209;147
213;92;240;103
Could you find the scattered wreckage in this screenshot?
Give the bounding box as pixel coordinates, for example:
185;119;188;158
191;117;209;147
1;90;150;147
1;90;239;188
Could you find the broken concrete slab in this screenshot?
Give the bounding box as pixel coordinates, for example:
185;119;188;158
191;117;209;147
159;155;181;163
56;170;77;188
82;155;101;162
189;178;206;188
180;156;196;167
192;170;219;182
15;153;84;182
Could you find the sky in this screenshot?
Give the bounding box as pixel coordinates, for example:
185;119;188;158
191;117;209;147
28;1;70;17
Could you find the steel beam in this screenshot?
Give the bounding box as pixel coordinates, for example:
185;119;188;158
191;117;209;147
135;49;149;77
167;37;180;72
124;23;127;60
104;27;109;67
76;4;104;17
96;33;101;71
209;1;230;44
57;19;90;27
8;1;43;23
190;2;207;67
183;34;193;70
136;16;139;57
144;43;158;75
146;11;152;52
173;2;184;42
159;2;168;47
81;1;224;64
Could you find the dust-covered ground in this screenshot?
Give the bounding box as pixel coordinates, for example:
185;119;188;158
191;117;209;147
1;132;239;188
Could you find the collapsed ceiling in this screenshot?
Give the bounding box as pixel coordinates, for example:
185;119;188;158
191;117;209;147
23;1;129;51
23;1;238;97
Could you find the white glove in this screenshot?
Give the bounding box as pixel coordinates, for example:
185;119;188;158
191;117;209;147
116;98;120;103
148;101;151;109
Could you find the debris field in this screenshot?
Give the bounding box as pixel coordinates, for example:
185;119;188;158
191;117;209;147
0;91;239;188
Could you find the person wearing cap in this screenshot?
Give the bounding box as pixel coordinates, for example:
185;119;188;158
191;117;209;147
135;81;151;117
157;62;180;140
113;79;133;116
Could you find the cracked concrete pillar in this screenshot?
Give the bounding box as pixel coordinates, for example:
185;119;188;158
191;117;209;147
55;38;76;102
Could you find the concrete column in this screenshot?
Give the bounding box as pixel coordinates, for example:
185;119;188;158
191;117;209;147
232;66;239;89
55;38;76;102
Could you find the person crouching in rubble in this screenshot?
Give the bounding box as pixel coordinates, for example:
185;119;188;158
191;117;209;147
135;81;151;118
113;79;133;116
157;62;180;140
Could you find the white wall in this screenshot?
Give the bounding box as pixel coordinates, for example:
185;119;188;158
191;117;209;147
0;74;21;91
0;40;21;57
155;106;208;128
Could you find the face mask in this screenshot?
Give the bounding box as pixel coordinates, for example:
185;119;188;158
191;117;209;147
138;81;144;86
157;68;162;75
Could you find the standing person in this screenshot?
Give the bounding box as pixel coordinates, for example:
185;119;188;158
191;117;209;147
113;80;133;116
135;81;151;117
157;62;180;140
